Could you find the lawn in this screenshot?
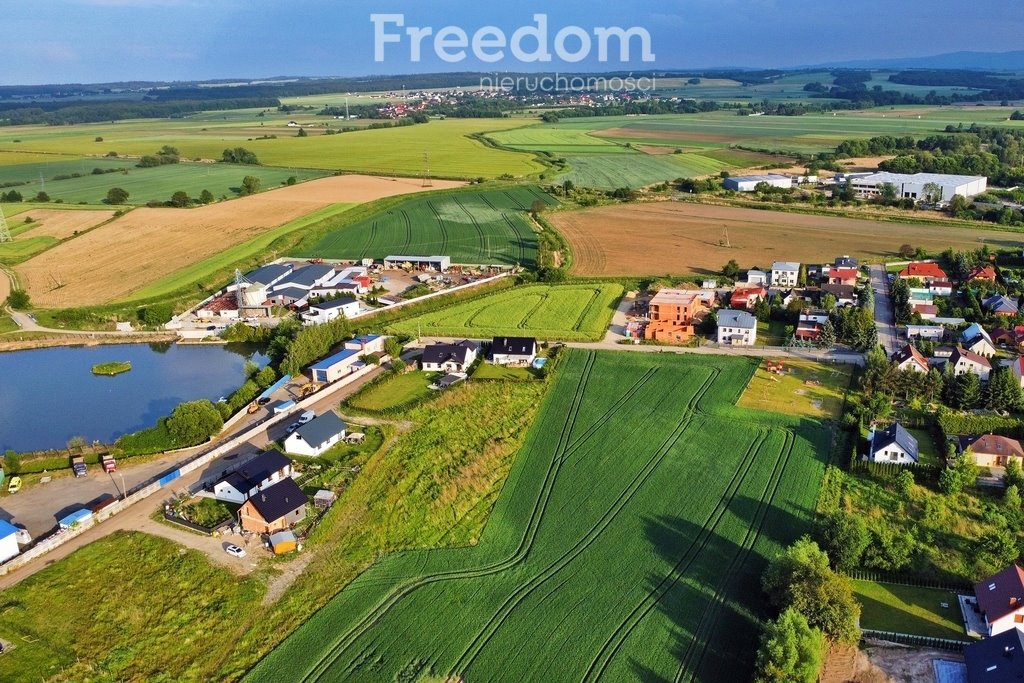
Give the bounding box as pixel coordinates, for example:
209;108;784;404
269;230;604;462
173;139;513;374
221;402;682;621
755;319;788;347
390;283;624;342
248;351;832;683
853;580;967;640
907;427;945;468
290;186;555;267
346;371;436;413
472;363;537;381
739;359;854;420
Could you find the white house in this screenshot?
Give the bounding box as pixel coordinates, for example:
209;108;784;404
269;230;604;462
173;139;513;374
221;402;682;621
212;450;294;504
0;520;20;564
490;337;537;366
716;309;757;346
302;297;360;326
961;323;996;357
284;412;347;457
867;422;919;464
770;262;800;288
905;324;945;341
422;340;480;373
892;344;929;373
746;269;769;286
974;564;1024;636
949;347;992;381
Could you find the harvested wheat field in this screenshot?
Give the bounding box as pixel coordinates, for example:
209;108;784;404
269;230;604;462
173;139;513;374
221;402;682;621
16;209;117;240
17;174;464;307
552;202;1023;276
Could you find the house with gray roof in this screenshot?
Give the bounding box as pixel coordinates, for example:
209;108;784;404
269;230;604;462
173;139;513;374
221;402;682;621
716;309;757;346
868;422;919;465
284;411;347;457
770;262;801;288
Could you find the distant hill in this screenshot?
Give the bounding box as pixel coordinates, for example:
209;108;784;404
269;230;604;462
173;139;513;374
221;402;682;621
811;50;1024;72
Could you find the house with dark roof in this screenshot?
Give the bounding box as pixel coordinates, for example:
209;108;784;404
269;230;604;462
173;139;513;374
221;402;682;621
960;434;1024;470
819;284;857;307
962;323;996;357
274;264;335;291
985;294;1020;317
868;422;919;465
238;478;308;534
892;344;929;373
301;297;359;326
284;412;347;457
212;450;294;504
834;255;859;269
436;373;467;389
974;565;1024;636
490;337;537;366
965;625;1024;682
950;347;993;381
422;340;480;373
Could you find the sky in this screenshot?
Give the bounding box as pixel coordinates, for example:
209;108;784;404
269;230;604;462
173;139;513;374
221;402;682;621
3;0;1024;85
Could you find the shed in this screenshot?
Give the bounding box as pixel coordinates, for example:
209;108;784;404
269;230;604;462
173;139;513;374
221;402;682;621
313;489;337;510
0;520;20;564
273;399;296;414
269;530;298;555
58;508;93;529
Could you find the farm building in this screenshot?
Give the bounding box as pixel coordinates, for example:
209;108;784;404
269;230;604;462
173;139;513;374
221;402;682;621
0;519;20;564
716;310;757;346
959;434;1024;469
868;422;919;464
645;289;710;343
301;297;360;326
949;347;992;381
239;263;294;306
964;623;1024;681
770;262;800;288
284;411;347;457
722;174;793;192
195;293;241;321
383;255;451;272
846;172;987;202
490;337;537;366
973;564;1024;636
269;530;298;555
238;477;308;534
891;344;929;373
308;348;363;383
273;265;336;292
212;450;293;504
422;340;480;373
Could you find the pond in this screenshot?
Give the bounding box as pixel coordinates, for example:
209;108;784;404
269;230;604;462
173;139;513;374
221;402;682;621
0;342;268;452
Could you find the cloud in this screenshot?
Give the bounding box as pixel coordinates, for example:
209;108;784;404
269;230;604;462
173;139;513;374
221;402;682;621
28;41;80;63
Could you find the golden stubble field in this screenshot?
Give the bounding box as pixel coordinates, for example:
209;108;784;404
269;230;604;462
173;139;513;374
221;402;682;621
551;201;1022;276
17;174;463;307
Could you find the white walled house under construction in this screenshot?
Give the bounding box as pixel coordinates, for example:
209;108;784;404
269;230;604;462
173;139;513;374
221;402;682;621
846;172;987;202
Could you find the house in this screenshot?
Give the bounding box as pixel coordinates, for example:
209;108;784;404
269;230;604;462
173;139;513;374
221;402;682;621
912;303;938;320
771;262;800;288
934;345;956;359
795;310;830;342
1012;357;1024;389
645;289;710;343
345;334;386;356
959;434;1024;469
730;286;767;310
490;337;537;366
421;340;480;373
949;347;993;381
985;295;1020;317
770;288;806;308
892;344;929;373
898;262;948;283
964;624;1024;681
968;265;998;283
746;269;769;286
905;324;945;341
834;255;859;269
301;297;360;326
829;268;859;286
212;450;294;504
0;519;20;564
928;280;954;296
238;478;308;534
701;279;718;290
819;284;857;307
962;323;996;357
974;565;1024;637
868;422;919;464
716;309;757;346
284;411;347;457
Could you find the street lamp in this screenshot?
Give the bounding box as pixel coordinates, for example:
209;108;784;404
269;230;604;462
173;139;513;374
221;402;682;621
119;472;127;500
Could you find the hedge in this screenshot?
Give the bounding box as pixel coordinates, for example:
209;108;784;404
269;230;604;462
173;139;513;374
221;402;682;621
936;407;1024;439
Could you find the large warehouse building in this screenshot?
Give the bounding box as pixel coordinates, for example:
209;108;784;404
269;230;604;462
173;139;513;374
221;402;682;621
723;174;794;192
846;172;987;202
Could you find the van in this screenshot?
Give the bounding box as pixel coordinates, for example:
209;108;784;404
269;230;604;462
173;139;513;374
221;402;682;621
298;410;316;425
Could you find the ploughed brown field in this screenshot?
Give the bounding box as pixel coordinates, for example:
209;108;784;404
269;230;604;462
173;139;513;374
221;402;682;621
551;202;1021;276
16;174;463;308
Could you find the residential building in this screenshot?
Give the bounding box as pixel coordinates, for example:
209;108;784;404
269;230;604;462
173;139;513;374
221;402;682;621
959;434;1024;469
795;310;830;342
345;334;386;356
846;171;987;202
974;564;1024;637
834;255;859;269
716;309;757;346
422;340;480;373
284;412;347;457
898;262;949;283
969;265;998;283
490;337;537;366
962;323;996;357
949;347;993;381
238;478;308;534
868;422;919;464
0;519;20;564
722;174;793;192
829;268;859;286
1012;357;1024;389
912;303;938;320
819;284;857;307
645;289;710;343
302;297;360;326
771;262;801;288
892;344;929;373
212;450;294;504
383;255;451;272
730;286;767;310
964;624;1024;681
985;295;1020;317
928;280;954;296
905;324;945;341
745;269;768;286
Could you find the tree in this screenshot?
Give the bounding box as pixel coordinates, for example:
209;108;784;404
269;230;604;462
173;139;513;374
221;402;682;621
296;127;308;137
105;187;129;205
168;190;190;207
34;191;50;202
986;368;1023;412
6;289;30;310
754;296;771;322
862;525;916;571
254;366;277;389
821;293;837;311
286;176;297;186
817;320;836;349
939;448;979;495
220;147;259;164
898;244;915;258
798;263;807;287
922;182;942;204
240;176;261;196
530;199;546;217
384;337;403;358
754;608;824;683
1006;484;1022;511
817;512;870;572
946;372;981;409
3;451;21;475
1006;459;1024;490
165;400;223;446
1;190;23;202
722;259;740;279
895;468;915;496
138;302;173;326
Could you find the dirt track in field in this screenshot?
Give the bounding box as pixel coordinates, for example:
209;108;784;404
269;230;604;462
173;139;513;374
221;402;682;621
16;209;117;239
551;201;1021;276
17;175;464;307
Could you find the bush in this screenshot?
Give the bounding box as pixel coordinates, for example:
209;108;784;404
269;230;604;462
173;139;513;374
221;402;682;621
116;419;176;455
137;303;174;326
754;608;824;683
166;400;223;446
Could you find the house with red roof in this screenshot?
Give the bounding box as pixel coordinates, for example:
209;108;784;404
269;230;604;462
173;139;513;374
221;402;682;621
891;344;929;373
1012;356;1024;388
974;564;1024;636
949;346;992;381
828;268;859;286
730;286;766;310
911;303;938;320
898;262;948;283
968;265;998;283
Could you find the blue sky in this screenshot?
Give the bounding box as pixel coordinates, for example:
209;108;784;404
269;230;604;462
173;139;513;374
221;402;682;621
4;0;1024;85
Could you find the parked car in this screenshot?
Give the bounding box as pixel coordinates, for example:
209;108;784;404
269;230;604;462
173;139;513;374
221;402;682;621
286;423;301;434
298;410;316;425
224;544;247;558
7;476;22;494
257;396;272;406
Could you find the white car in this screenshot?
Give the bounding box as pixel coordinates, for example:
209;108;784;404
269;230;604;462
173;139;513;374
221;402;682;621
224;544;246;558
297;410;316;425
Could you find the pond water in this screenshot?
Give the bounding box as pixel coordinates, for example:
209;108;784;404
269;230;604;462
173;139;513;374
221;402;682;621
0;342;268;452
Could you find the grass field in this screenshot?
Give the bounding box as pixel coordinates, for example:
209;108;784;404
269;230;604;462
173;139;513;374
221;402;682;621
739;360;853;419
551;201;1024;277
853;580;967;640
391;283;624;342
559;153;730;189
292;186;556;267
247;350;831;683
346;371;436;412
0;236;59;264
472;363;537;381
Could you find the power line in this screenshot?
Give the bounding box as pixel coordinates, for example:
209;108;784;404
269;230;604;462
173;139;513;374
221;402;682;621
0;205;10;243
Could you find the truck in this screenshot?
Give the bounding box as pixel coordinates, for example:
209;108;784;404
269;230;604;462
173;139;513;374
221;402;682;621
101;454;116;473
71;456;87;478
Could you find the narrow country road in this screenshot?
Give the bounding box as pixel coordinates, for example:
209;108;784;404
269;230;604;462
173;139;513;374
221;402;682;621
868;264;899;356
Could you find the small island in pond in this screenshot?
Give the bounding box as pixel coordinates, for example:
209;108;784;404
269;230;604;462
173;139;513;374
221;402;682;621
91;361;132;376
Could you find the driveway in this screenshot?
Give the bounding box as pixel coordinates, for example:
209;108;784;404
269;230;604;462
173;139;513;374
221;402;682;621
869;264;899;355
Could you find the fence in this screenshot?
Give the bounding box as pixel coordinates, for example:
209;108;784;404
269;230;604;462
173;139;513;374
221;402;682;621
848;569;973;593
861;629;969;652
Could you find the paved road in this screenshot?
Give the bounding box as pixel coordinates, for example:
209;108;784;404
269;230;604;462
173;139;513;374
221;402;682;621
869;264;899;355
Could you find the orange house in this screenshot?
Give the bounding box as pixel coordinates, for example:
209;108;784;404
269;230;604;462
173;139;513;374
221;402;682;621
645;289;710;343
